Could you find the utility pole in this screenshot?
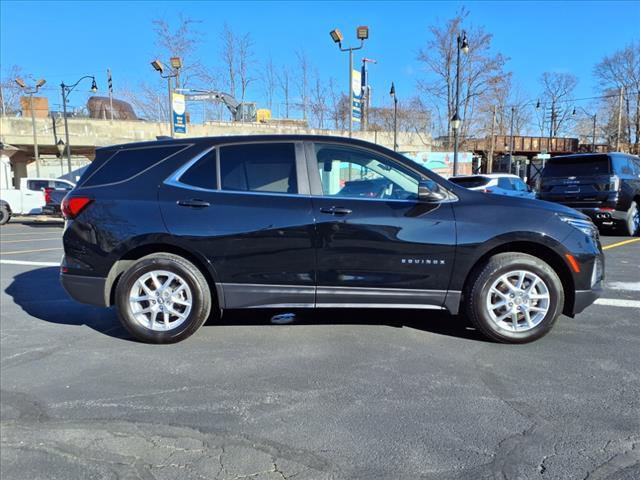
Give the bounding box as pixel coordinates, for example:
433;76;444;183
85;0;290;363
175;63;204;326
592;114;597;153
487;105;496;173
15;78;46;177
548;99;556;153
107;69;114;121
508;107;515;174
616;86;624;151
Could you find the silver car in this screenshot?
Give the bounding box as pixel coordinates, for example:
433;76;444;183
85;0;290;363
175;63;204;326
448;174;536;199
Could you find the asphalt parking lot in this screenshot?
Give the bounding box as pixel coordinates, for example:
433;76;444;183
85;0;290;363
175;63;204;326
1;219;638;480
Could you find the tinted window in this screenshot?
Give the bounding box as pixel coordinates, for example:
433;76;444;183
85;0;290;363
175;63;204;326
612;156;634;175
449;176;489;188
180;149;217;189
83;145;185;187
512;178;527;192
498;178;513;189
27;180;49;191
220;143;297;194
316;145;418;200
53;181;72;190
542;155;611;177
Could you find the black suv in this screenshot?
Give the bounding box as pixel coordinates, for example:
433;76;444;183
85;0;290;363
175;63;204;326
538;153;640;236
61;135;604;344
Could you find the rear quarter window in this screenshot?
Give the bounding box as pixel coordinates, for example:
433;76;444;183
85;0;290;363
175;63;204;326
81;145;188;187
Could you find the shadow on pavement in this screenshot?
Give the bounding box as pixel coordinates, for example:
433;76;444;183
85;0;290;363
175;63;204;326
5;267;130;341
5;218;64;228
6;267;485;343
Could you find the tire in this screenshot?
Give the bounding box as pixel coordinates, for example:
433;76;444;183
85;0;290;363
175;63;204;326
464;252;564;344
0;204;11;225
115;253;212;344
623;201;639;237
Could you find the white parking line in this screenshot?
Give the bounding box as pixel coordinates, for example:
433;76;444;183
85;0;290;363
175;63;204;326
0;259;60;267
606;282;640;291
594;298;640;309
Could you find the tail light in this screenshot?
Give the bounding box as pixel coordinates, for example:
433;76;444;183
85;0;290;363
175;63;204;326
62;196;92;219
482;188;493;193
43;187;53;204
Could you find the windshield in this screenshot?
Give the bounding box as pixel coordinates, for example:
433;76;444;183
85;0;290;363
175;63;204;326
448;176;490;188
542;155;611;177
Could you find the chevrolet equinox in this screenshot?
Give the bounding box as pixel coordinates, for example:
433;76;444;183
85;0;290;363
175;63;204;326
60;136;604;344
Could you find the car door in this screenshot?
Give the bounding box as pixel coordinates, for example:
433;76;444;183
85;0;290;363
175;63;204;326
159;141;317;309
306;142;456;309
24;179;48;213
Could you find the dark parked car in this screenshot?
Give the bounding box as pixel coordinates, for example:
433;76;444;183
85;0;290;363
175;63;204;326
60;135;604;344
537;153;640;236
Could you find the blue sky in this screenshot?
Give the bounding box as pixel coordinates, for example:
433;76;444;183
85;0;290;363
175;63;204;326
1;0;639;116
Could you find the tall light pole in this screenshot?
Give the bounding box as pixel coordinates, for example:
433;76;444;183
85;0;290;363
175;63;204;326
15;78;46;177
452;31;469;176
508;106;515;173
390;82;398;151
329;26;369;137
151;58;182;137
61;76;97;175
572;106;597;152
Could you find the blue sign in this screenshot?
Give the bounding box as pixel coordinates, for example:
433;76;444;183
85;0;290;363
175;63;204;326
172;92;187;134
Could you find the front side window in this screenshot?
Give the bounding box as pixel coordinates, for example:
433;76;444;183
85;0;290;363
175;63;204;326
315;145;419;200
497;177;513;190
512;178;527;191
219;143;297;194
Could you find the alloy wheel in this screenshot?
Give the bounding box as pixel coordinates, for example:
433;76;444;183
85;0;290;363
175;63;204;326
485;270;550;332
128;270;193;331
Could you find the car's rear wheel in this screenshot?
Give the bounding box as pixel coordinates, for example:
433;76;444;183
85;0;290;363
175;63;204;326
0;204;11;225
115;253;212;343
465;253;564;343
623;201;639;237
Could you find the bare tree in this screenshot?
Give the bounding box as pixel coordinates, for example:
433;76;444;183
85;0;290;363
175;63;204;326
152;15;203;88
327;77;347;129
237;32;254;103
310;70;328;128
220;23;236;98
538;72;578;137
263;56;277;111
1;65;31;116
121;82;168;121
277;65;291;118
416;8;507;140
296;50;310;120
594;41;640;151
476;75;532;137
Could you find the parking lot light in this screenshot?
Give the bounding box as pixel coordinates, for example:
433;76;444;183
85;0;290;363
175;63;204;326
329;29;343;44
357;26;369;40
151;60;164;74
15;77;47;176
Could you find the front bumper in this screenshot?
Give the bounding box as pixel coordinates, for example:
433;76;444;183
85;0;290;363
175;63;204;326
61;273;109;307
573;281;604;315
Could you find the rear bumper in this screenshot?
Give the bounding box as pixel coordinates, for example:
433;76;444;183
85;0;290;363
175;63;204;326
575;207;626;223
61;273;109;307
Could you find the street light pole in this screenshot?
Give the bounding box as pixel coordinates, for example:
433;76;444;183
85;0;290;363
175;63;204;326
330;26;368;138
15;78;46;177
60;76;98;175
390;82;398;151
452;31;469;176
151;59;181;137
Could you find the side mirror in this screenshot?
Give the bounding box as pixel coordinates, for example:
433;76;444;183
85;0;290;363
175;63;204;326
418;179;447;202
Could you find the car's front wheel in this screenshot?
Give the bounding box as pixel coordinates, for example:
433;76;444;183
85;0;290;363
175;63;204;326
0;204;11;225
465;253;564;343
115;253;212;343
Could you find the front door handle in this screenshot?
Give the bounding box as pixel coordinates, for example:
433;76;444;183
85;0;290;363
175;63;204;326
320;206;352;215
177;199;210;208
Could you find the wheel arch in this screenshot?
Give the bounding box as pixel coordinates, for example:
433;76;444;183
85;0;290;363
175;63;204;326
106;242;223;310
461;239;575;317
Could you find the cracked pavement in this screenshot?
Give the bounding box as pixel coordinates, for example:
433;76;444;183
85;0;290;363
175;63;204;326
1;222;639;479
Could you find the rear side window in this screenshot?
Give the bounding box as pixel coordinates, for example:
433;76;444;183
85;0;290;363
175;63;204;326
179;149;217;189
612;156;634;175
498;178;513;189
448;176;489;188
27;180;49;191
543;155;611;177
219;143;297;194
82;145;186;187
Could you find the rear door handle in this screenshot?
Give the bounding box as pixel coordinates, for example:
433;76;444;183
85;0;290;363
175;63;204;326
177;199;210;208
320;206;352;215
